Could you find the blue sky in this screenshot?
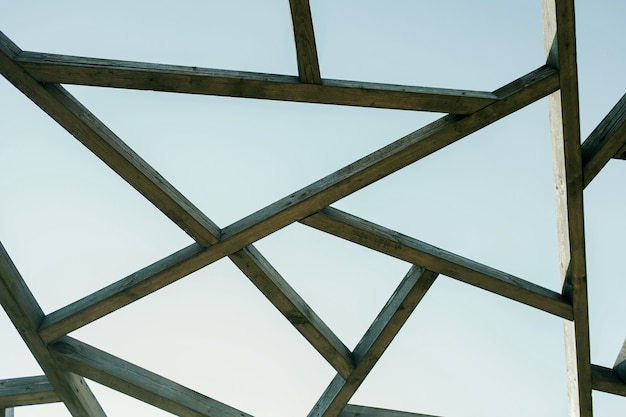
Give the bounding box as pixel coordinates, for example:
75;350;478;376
1;1;625;416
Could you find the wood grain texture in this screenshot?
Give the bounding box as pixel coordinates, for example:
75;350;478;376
289;0;321;84
229;245;354;378
542;1;592;416
14;51;500;115
50;337;253;417
581;93;626;187
340;404;441;417
301;207;573;319
39;65;559;343
0;243;106;417
591;365;626;397
0;376;60;407
307;267;438;417
0;32;220;247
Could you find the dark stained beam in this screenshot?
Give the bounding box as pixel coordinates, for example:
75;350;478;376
591;365;626;397
39;65;559;344
614;338;626;383
289;0;322;84
308;266;438;417
0;32;220;247
0;375;60;408
581;93;626;187
0;243;106;417
12;50;501;115
340;405;441;417
50;337;254;417
229;246;354;378
542;1;592;416
301;207;573;320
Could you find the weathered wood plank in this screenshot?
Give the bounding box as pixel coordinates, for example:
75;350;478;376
229;245;354;378
50;336;254;417
289;0;321;84
39;65;559;343
0;375;60;407
307;267;438;417
542;1;592;416
0;243;106;417
301;207;573;319
615;143;626;160
591;365;626;397
0;32;220;247
614;338;626;383
581;93;626;187
13;51;502;115
340;404;441;417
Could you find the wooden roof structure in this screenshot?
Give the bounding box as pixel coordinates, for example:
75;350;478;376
1;1;625;416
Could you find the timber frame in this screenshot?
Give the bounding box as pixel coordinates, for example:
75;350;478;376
1;1;625;416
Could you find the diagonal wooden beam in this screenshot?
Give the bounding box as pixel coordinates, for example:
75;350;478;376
229;246;354;378
0;32;220;247
13;50;499;115
590;365;626;397
0;375;60;408
301;207;574;319
307;266;438;417
581;93;626;187
50;336;255;417
289;0;322;84
542;1;592;416
340;404;442;417
39;65;559;344
0;243;106;417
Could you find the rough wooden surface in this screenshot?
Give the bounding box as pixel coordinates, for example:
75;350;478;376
51;337;253;417
0;376;60;408
308;267;438;417
14;51;498;115
289;0;321;84
542;1;592;416
302;207;573;319
591;365;626;397
0;243;106;417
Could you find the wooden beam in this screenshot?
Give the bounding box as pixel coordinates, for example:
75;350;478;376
542;1;592;416
289;0;322;84
12;51;503;115
0;243;106;417
301;207;573;319
307;267;438;417
591;365;626;397
614;142;626;160
0;32;220;247
229;245;354;378
50;336;254;417
39;65;559;343
340;404;441;417
0;375;60;407
614;338;626;383
581;93;626;187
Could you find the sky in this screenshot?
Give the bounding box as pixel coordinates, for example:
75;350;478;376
1;1;625;416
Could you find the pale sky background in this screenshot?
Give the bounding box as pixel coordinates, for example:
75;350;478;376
1;1;625;416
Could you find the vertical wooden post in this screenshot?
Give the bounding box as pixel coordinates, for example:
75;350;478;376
542;1;593;416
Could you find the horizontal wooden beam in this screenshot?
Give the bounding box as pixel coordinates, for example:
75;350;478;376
581;93;626;187
591;365;626;397
614;338;626;383
308;267;438;417
0;375;60;408
340;404;441;417
301;207;573;319
0;243;106;417
50;337;254;417
39;65;559;343
289;0;322;84
229;246;354;378
13;50;500;115
0;32;221;247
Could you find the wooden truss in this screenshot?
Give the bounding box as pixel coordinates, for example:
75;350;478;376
1;1;625;416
